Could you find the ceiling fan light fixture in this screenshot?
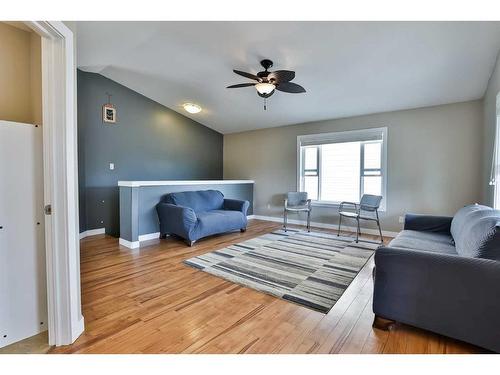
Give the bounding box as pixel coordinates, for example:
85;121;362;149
255;82;275;95
183;103;202;114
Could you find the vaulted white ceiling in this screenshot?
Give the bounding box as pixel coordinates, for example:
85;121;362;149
76;21;500;134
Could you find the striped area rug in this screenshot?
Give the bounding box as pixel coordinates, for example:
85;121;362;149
184;229;378;313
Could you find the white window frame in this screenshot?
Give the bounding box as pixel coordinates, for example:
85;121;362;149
297;127;388;211
492;93;500;209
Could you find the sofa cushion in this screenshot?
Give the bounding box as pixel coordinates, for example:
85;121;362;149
450;204;500;260
388;230;457;255
165;190;224;213
194;210;246;239
450;204;491;244
454;214;500;260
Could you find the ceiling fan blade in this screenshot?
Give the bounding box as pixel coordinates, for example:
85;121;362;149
276;82;306;93
268;70;295;83
233;69;261;81
227;83;256;88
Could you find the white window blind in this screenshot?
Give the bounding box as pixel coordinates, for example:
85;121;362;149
297;127;387;209
491;94;500;208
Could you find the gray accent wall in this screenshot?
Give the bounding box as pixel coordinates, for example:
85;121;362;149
224;100;483;232
78;70;223;236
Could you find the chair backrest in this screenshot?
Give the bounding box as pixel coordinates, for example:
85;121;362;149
286;191;308;206
359;194;382;211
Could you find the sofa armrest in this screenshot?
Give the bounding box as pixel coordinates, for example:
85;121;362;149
156;203;197;239
223;198;250;215
373;246;500;352
404;213;453;233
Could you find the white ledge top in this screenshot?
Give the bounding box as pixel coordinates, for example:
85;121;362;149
118;180;255;187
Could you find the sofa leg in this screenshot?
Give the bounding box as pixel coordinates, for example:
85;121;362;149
185;239;195;247
373;315;396;331
240;228;247;233
159;233;168;239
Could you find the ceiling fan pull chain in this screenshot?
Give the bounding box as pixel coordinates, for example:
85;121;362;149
264;97;267;111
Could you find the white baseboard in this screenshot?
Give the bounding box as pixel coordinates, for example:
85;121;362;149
119;234;161;249
251;215;400;237
70;316;85;344
118;213;396;250
119;238;140;249
138;232;161;241
121;215;256;249
79;227;105;239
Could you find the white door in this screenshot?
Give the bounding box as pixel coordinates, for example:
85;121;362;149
0;120;47;348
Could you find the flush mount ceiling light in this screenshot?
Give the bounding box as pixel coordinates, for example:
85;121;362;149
183;103;202;114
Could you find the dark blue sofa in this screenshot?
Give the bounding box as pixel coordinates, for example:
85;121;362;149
373;204;500;353
156;190;250;246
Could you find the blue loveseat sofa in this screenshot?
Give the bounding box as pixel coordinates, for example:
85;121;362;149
156;190;250;246
373;204;500;353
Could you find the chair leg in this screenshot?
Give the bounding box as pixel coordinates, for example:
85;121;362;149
307;210;311;232
337;215;342;236
356;218;360;243
377;219;383;244
283;209;287;232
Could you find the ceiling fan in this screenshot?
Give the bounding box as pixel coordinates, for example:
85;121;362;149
227;59;306;109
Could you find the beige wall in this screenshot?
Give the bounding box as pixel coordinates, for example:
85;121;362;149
224;100;483;232
0;22;42;125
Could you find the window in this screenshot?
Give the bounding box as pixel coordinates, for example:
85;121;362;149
490;93;500;209
297;127;387;210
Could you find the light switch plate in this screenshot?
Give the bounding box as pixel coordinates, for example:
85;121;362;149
399;216;405;223
109;163;114;170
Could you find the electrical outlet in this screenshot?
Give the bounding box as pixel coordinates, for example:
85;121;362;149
398;216;405;224
109;163;114;170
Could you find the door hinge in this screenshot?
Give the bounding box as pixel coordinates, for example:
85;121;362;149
44;204;52;215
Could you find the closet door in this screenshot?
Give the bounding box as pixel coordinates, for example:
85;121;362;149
0;120;47;348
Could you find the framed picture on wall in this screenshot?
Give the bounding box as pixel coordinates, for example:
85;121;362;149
102;103;116;124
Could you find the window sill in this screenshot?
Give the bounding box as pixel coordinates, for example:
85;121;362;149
310;200;386;212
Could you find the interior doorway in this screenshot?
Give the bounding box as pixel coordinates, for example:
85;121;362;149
0;21;83;351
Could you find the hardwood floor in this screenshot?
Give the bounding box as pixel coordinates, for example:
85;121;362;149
50;219;484;354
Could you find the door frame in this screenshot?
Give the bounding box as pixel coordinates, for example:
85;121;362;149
24;21;84;346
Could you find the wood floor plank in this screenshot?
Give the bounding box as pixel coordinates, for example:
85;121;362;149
49;219;485;354
360;326;390;354
337;296;376;354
